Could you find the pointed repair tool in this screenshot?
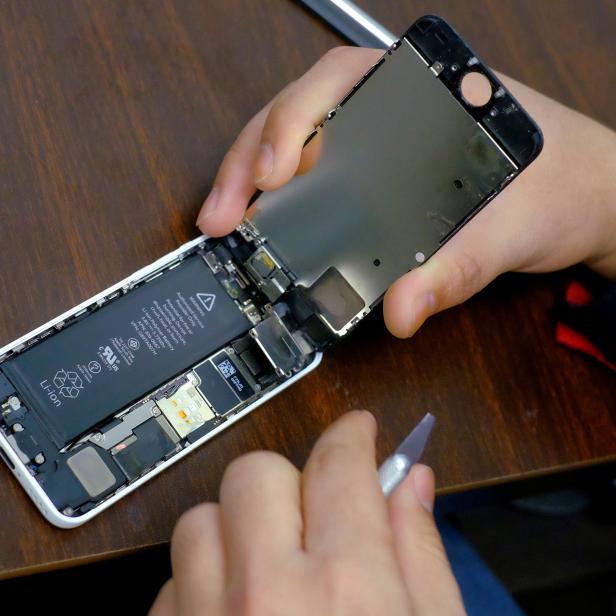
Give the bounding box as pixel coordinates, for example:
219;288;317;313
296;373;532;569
299;0;395;49
378;413;436;497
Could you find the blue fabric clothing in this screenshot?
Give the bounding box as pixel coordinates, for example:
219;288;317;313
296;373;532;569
438;516;526;616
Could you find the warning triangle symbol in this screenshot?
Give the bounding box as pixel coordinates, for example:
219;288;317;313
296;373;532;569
197;293;216;312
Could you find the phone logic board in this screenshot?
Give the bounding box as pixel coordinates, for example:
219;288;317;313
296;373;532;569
0;233;318;520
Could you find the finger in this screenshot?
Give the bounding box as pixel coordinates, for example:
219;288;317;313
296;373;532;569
171;502;226;614
219;450;303;567
197;104;271;236
388;465;466;615
302;410;393;557
383;197;521;338
198;47;382;236
295;130;322;176
254;46;383;191
149;579;176;616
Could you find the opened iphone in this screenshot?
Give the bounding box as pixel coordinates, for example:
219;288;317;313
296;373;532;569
0;16;542;527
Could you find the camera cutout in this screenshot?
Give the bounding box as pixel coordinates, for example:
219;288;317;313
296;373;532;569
460;71;492;107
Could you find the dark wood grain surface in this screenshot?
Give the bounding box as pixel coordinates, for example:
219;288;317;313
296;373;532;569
0;0;614;579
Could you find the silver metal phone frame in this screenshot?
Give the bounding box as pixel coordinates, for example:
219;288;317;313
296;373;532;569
0;236;322;528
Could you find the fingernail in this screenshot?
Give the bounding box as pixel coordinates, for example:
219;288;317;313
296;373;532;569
415;292;436;316
405;292;436;337
197;187;220;228
412;464;435;512
254;143;274;183
358;410;377;436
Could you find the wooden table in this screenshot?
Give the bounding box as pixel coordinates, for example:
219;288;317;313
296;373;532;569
0;0;614;580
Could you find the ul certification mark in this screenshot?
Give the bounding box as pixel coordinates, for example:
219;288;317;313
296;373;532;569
88;361;101;374
53;369;83;399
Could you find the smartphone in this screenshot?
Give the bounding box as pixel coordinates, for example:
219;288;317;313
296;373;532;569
0;16;542;528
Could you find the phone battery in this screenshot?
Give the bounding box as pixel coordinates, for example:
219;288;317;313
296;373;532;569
2;255;250;446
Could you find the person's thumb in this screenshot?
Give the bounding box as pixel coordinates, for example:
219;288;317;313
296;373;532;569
383;230;509;338
388;465;466;615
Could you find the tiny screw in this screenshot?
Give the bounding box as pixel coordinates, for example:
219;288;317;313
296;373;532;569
8;396;20;410
431;61;444;74
12;423;24;433
34;453;45;465
63;507;74;516
92;433;103;442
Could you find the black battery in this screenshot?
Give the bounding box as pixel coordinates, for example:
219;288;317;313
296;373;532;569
2;254;250;446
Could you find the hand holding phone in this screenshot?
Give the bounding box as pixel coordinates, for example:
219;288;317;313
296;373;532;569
199;40;616;340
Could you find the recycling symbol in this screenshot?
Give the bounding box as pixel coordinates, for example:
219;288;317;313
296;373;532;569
53;369;83;399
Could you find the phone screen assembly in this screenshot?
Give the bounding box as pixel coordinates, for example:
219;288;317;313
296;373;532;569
0;16;542;527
